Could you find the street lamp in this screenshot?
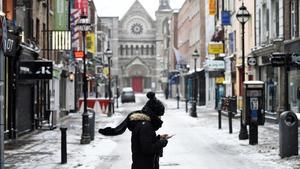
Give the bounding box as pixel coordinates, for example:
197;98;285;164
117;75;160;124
236;3;250;140
105;49;113;117
175;74;180;109
190;49;199;117
77;16;92;144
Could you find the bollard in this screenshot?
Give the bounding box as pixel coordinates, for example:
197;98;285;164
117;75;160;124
218;110;222;129
177;95;180;109
60;127;67;164
228;111;233;134
185;99;188;113
88;109;96;141
249;121;258;145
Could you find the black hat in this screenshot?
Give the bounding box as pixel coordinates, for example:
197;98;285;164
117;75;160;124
142;92;165;116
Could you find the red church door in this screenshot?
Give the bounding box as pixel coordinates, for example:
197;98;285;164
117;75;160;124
132;77;143;93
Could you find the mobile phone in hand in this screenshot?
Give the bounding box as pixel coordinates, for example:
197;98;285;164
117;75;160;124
166;134;175;139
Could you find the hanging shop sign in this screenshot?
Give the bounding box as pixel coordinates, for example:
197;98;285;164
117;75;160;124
215;77;225;84
209;0;216;15
270;53;290;67
54;0;68;30
247;57;257;66
4;33;21;57
292;53;300;65
86;33;95;55
206;60;225;70
208;42;224;54
51;31;72;50
75;0;88;17
222;11;231;26
74;50;84;59
19;61;53;79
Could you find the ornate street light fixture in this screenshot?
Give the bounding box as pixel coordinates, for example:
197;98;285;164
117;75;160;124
77;16;91;144
192;49;199;72
105;48;113;117
190;49;199;117
236;3;250;140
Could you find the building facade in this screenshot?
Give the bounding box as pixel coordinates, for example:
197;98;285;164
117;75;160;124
100;0;173;93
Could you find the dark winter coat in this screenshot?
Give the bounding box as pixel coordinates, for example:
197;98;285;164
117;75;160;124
99;91;167;169
128;113;168;169
99;111;168;169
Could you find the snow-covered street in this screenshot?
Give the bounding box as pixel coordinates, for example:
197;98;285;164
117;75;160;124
4;93;300;169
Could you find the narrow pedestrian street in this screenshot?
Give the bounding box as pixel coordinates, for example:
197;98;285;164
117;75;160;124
4;93;300;169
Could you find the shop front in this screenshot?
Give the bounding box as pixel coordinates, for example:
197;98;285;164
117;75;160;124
285;39;300;114
252;44;282;118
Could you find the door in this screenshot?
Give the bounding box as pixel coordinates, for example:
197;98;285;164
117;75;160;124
132;76;143;93
16;84;34;135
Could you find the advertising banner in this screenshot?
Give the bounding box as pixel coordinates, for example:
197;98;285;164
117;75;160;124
208;42;224;54
54;0;68;30
86;33;95;55
75;0;88;17
209;0;216;15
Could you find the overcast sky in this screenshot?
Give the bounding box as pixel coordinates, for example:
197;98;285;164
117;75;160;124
93;0;185;19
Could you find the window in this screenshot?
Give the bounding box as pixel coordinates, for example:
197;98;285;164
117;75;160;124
120;45;123;55
262;4;269;43
228;31;236;54
135;45;139;55
108;29;112;38
275;0;279;37
43;23;46;58
125;45;128;55
141;45;144;55
36;18;40;44
259;9;262;45
151;45;155;55
146;45;149;55
271;0;280;38
291;0;297;39
131;45;134;55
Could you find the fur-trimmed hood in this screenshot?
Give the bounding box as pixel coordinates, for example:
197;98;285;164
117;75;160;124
98;110;163;136
129;112;151;122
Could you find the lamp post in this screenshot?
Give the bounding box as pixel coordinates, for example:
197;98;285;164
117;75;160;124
175;74;180;109
115;76;119;108
105;49;113;117
77;16;91;144
190;49;199;117
236;3;250;140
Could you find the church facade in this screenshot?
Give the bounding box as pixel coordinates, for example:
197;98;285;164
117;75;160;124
100;0;173;93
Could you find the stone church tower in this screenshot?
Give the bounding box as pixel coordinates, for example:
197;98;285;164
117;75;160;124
100;0;173;92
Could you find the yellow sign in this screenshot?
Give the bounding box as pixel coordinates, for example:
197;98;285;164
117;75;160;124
215;77;225;84
209;0;216;15
208;42;224;54
86;33;95;55
103;67;109;76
